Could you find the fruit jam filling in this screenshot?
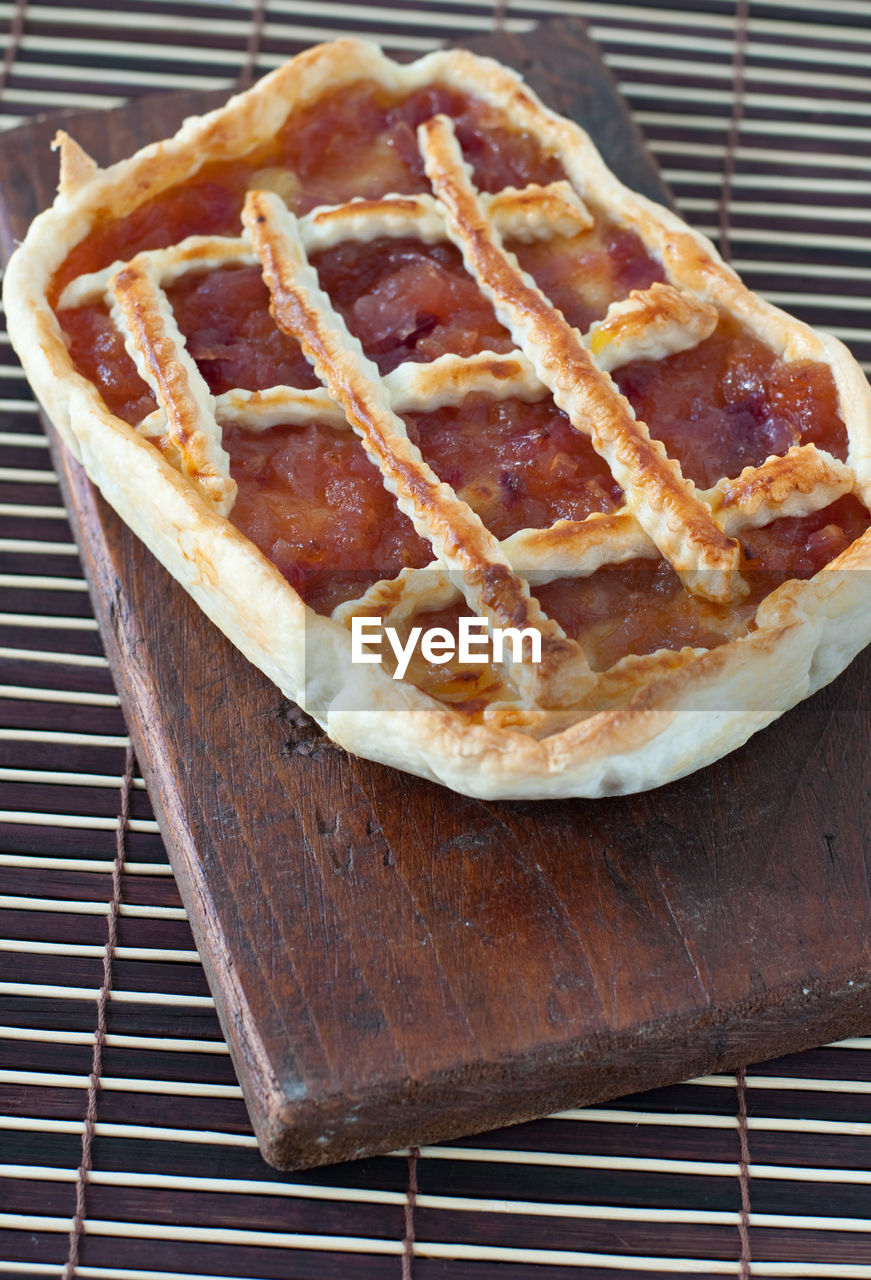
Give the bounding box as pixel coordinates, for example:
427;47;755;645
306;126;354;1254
404;394;623;541
538;560;752;673
58;304;156;426
510;224;665;333
57;264;320;425
741;494;869;581
615;317;851;489
166;266;319;395
224;421;431;617
279;80;567;209
311;238;513;374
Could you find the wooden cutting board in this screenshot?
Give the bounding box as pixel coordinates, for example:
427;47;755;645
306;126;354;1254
3;19;871;1171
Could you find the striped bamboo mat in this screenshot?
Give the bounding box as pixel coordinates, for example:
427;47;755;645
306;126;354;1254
2;0;871;1275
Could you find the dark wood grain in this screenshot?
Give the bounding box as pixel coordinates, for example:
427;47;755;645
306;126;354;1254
2;18;870;1171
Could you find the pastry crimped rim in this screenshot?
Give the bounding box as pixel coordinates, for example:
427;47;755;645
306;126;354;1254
4;37;871;799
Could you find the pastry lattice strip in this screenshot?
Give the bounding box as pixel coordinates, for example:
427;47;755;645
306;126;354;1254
329;436;857;706
108;259;236;514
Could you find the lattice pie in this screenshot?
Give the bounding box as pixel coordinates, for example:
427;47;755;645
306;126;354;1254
6;40;871;797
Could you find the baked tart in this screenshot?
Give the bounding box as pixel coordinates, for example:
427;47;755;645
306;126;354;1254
5;39;871;798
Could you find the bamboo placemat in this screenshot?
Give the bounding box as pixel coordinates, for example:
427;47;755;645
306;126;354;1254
2;0;871;1275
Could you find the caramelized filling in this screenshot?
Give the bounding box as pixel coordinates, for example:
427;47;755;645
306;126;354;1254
53;173;255;301
311;239;513;374
405;394;622;540
615;317;850;488
225;421;431;616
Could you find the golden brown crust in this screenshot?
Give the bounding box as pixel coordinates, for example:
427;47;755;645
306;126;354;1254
706;447;855;535
4;37;871;799
588;282;718;371
108;261;236;513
